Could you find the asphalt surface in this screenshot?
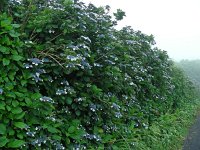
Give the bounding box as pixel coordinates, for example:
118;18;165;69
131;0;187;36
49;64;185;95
183;116;200;150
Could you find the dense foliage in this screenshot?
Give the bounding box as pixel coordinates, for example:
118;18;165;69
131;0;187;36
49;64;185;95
0;0;197;149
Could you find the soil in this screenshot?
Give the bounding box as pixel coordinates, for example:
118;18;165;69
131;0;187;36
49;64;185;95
182;116;200;150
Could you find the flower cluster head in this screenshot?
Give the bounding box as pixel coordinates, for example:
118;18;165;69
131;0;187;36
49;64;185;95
40;96;54;103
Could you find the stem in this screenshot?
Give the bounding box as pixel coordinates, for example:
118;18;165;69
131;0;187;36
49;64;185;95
37;51;65;68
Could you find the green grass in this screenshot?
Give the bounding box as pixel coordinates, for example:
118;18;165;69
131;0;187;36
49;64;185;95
119;98;200;150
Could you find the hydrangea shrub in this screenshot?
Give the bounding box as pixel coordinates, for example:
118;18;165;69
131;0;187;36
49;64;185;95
0;0;197;149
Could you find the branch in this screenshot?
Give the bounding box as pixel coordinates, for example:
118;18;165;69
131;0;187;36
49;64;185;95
37;51;65;68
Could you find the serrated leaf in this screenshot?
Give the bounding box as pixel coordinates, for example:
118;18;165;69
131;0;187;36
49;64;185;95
68;126;75;134
102;134;113;143
36;28;42;33
75;110;81;116
11;55;23;61
47;126;59;133
98;128;104;133
9;31;20;37
8;71;15;81
52;135;61;140
31;93;41;99
17;133;24;139
3;58;10;66
1;19;12;27
12;24;20;28
6;106;11;111
25;98;32;106
5;83;14;91
14;122;27;129
7;140;25;148
12;100;19;107
0;124;6;134
0;46;9;54
8;129;15;136
15;92;24;98
0;136;9;147
11;107;23;114
0;102;5;110
14;112;25;120
20;80;27;86
66;97;72;105
6;92;15;98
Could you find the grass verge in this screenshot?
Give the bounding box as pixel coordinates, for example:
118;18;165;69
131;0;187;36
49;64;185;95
131;98;200;150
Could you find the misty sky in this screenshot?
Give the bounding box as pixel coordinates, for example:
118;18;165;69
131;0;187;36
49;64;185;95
82;0;200;61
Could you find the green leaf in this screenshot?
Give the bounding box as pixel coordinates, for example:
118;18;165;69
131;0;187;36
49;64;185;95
72;119;80;126
9;31;20;37
0;102;5;110
13;122;27;129
68;126;76;134
14;112;25;120
64;0;73;5
66;97;72;105
8;129;15;136
102;134;113;143
3;58;10;66
6;106;11;111
11;55;23;61
0;46;6;52
0;124;6;134
47;126;59;133
15;92;24;98
5;83;14;91
1;19;12;27
8;71;16;81
1;35;11;45
31;93;41;99
6;91;15;98
12;100;19;107
11;107;23;114
36;28;42;33
22;70;32;79
12;24;21;28
0;46;9;54
7;140;25;148
17;133;24;139
52;135;62;140
20;80;27;86
75;110;81;116
25;98;32;106
0;136;9;147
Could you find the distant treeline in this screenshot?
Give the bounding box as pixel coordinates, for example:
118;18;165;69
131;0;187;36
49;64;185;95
177;59;200;88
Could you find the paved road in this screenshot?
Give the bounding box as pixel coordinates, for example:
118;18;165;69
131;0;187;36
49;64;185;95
183;116;200;150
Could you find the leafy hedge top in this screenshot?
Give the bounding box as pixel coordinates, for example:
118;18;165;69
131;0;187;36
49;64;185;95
0;0;197;149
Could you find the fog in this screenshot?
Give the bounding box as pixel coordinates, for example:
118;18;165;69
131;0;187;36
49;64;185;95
82;0;200;61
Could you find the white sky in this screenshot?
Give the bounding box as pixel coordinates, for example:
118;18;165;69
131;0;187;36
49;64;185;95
82;0;200;61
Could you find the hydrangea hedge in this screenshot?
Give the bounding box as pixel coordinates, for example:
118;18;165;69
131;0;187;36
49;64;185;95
0;0;197;149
